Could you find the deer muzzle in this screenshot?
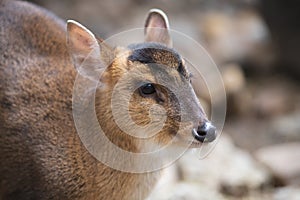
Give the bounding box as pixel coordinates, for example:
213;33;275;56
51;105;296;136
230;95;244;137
192;122;216;143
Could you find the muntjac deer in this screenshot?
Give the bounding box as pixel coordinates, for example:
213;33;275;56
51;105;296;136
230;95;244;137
0;0;216;199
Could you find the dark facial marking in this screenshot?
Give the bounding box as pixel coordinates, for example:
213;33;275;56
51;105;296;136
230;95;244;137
128;42;189;78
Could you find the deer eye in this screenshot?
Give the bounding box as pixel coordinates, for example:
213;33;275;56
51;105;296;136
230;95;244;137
139;83;156;96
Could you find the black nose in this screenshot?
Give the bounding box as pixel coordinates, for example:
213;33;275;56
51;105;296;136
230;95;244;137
192;122;217;143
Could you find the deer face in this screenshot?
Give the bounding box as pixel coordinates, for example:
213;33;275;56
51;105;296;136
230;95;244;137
67;9;216;151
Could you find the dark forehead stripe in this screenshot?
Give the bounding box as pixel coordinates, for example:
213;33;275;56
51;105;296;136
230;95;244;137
128;43;189;78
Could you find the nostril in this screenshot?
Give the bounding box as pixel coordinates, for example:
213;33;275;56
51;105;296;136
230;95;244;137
192;128;206;142
197;123;209;136
192;122;217;143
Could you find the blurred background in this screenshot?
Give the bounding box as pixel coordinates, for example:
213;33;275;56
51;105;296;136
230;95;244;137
28;0;300;199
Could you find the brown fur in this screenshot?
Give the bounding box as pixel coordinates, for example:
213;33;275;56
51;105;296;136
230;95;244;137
0;1;209;199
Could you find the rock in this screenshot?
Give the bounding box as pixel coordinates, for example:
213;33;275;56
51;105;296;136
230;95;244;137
148;158;226;200
251;84;293;118
148;181;226;200
273;186;300;200
224;117;276;152
177;134;272;197
255;143;300;185
270;112;300;141
221;63;246;95
227;76;299;118
148;134;273;200
201;9;270;66
229;86;253;117
220;62;248;117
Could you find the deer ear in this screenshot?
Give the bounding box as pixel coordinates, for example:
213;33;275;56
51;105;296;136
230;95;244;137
67;20;104;80
144;9;172;47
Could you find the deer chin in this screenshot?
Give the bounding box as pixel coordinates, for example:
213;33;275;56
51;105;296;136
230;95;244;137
187;140;207;148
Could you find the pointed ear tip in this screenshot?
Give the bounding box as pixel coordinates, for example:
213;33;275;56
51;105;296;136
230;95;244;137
149;8;165;15
147;8;169;28
66;20;97;39
67;20;78;33
67;20;82;30
67;19;77;24
148;8;168;18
